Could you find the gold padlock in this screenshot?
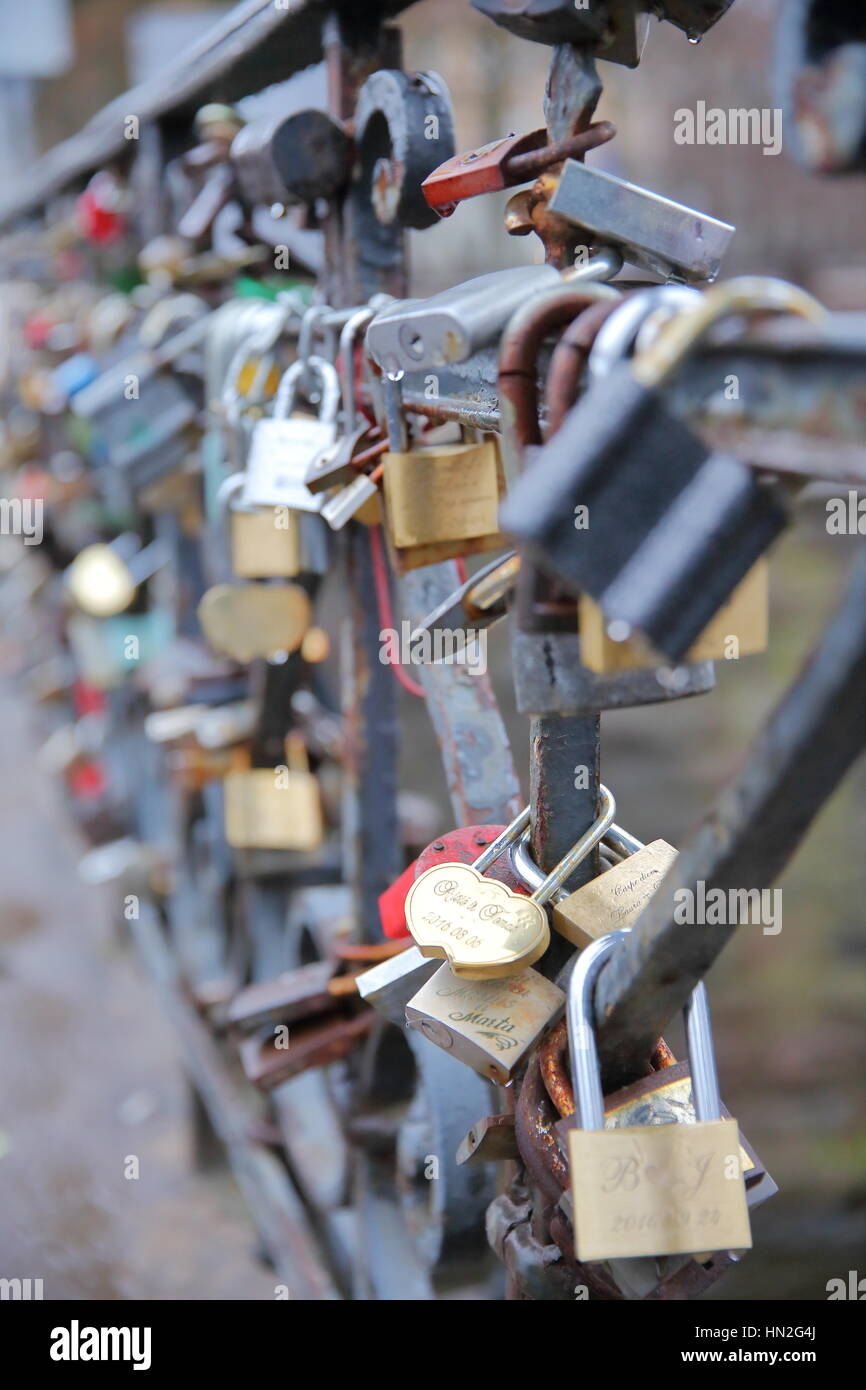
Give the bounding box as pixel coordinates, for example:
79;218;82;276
219;472;301;579
553;835;678;949
198;583;310;662
383;433;506;571
405;962;565;1085
579;560;768;672
566;933;752;1262
223;734;324;851
230;506;301;578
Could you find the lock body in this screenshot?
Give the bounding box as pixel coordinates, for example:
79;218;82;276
383;438;503;549
230;506;301;578
578;562;768;673
224;767;324;851
553;838;677;948
565;933;754;1266
406;962;565;1084
197;583;310;662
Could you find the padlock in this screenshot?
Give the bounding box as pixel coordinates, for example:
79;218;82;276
198;582;311;663
564;931;752;1262
404;788;615;979
218;472;301;579
551;829;678;949
223;732;324;851
356;945;442;1025
366;265;560;374
405;962;566;1086
422;124;616;218
378;819;529;941
508;817;677;949
500;278;824;662
241;355;339;512
578;560;769;674
472;0;735;53
498;287;715;709
382;429;507;571
549;159;735;284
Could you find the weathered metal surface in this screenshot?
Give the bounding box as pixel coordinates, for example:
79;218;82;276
775;0;866;175
593;540;866;1090
400;563;523;826
0;0;418;229
128;902;339;1298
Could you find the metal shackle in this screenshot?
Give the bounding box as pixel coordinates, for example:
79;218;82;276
587;285;702;383
567;929;722;1133
338;305;377;430
272;355;341;423
215;472;248;574
509;784;616;907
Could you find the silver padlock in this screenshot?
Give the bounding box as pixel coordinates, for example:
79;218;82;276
241;356;340;512
549;160;735;284
563;931;752;1266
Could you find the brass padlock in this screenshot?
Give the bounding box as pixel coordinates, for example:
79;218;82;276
552;831;678;949
197;582;310;662
220;471;302;578
223;733;324;851
578;560;769;673
383;432;507;571
565;932;752;1263
404;788;616;978
405;962;565;1085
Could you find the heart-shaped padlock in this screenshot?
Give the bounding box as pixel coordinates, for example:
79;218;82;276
404;789;615;979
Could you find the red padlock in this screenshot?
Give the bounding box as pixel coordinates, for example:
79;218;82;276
422;122;615;216
378;823;531;939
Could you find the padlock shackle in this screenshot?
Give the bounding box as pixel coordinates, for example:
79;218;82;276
273;355;341;423
567;932;724;1133
587;285;701;384
567;930;623;1131
510;796;635;898
472;804;531;875
684;981;722;1122
339;306;377;430
528;783;616;905
631;276;826;390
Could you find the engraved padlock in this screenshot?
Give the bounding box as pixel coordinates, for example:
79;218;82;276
550;825;678;949
405;962;566;1085
565;931;752;1263
510;816;677;948
404;787;615;979
241;355;340;512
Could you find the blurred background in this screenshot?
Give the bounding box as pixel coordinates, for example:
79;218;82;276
0;0;864;1299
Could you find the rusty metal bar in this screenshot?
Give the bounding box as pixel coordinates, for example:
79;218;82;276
0;0;417;230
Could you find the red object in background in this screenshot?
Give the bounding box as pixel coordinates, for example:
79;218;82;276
73;681;107;717
24;314;54;350
70;762;106;800
17;466;50;502
378;822;530;939
76;173;126;246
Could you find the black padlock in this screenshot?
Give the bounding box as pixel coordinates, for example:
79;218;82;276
500;278;822;664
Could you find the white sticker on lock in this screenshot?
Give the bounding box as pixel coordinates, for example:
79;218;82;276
242;356;339;513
